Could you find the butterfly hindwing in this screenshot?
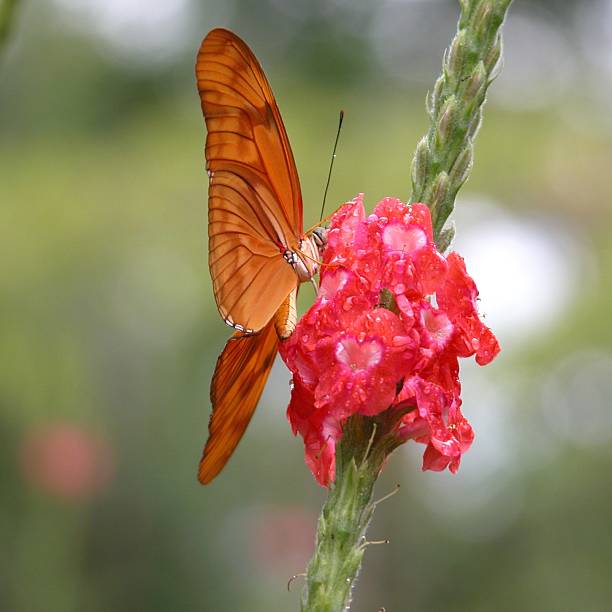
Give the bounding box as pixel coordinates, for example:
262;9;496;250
198;320;278;484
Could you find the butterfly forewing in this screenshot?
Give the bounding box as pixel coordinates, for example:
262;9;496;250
197;28;304;332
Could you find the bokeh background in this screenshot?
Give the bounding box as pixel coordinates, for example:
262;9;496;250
2;0;612;610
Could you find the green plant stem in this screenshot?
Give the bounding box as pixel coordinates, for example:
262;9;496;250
300;3;513;611
410;0;513;248
301;416;401;612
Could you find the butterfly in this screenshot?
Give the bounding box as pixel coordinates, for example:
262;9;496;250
195;28;326;484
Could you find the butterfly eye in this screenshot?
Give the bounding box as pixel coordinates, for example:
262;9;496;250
312;227;328;254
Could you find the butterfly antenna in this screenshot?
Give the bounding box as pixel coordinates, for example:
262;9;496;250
319;110;344;223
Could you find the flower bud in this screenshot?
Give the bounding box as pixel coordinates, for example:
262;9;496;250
447;30;467;77
435;96;458;150
474;2;494;43
412;136;430;191
484;35;502;74
437;223;455;253
466;61;487;101
431;172;450;215
468;110;482;139
458;0;470;22
449;144;473;188
430;75;444;118
425;91;434;120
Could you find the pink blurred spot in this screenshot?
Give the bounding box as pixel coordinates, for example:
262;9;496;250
20;423;114;500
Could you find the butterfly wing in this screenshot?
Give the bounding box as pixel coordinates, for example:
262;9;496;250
199;320;278;484
197;28;303;332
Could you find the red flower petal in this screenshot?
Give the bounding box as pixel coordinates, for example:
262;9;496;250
280;196;499;485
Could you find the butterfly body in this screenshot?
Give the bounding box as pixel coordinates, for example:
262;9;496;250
196;28;325;483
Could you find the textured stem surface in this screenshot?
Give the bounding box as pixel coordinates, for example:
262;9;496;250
410;0;513;247
301;417;391;612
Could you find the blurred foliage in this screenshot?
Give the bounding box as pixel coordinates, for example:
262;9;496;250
2;1;612;611
0;0;20;53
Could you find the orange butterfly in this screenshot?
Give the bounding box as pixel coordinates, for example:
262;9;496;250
195;28;326;484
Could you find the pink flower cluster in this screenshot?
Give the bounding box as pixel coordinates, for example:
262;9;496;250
280;195;500;486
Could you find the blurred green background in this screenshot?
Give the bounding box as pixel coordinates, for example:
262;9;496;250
2;0;612;610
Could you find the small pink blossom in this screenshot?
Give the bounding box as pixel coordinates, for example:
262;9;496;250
280;195;500;486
